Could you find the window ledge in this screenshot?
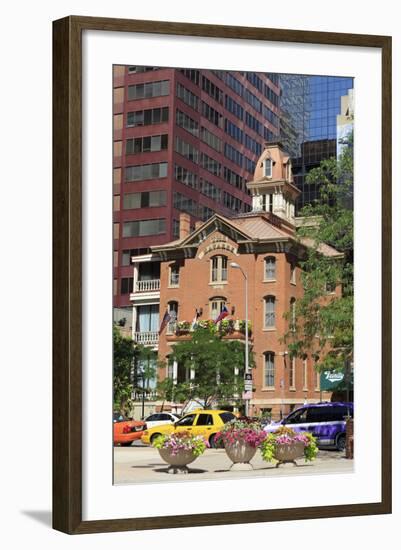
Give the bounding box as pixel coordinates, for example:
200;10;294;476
263;279;276;283
262;327;277;332
209;281;228;286
261;386;276;391
168;284;180;289
289;387;296;391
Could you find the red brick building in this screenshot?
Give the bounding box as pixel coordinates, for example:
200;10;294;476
129;143;341;419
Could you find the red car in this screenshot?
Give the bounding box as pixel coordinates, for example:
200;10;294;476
113;414;145;446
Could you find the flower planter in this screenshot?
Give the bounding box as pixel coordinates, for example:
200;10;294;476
273;441;305;467
158;448;197;474
224;440;257;470
261;427;318;467
174;329;191;338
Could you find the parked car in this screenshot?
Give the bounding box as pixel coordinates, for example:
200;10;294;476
113;415;145;446
141;409;236;448
143;412;180;430
264;402;353;451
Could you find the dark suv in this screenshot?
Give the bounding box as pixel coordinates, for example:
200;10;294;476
264;402;353;451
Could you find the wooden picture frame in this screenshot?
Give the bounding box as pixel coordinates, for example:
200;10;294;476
53;15;392;534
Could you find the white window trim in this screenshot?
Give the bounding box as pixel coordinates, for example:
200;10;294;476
264;158;272;178
263;296;276;330
210;255;228;284
303;357;308;391
209;297;227;321
263;352;275;389
263;257;276;282
168;265;180;288
290;264;297;285
289;357;296;390
290;298;296;332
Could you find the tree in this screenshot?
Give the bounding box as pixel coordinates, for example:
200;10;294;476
163;326;254;409
113;325;157;415
132;345;157;394
156;377;189;411
113;325;135;415
284;133;353;374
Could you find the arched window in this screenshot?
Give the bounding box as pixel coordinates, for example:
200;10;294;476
264;352;275;388
264;256;276;281
209;296;226;321
169;263;180;287
167;301;178;333
289;357;296;389
290;262;296;284
264;296;276;328
211;255;227;283
290;297;296;332
303;355;308;390
264;157;272;178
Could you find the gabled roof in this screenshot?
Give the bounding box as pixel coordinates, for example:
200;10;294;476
151;212;342;259
230;215;292;241
151;212;291;254
300;237;344;259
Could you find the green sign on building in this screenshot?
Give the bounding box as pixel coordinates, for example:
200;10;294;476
320;370;353;392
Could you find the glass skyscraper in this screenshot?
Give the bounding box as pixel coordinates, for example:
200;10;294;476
279;75;354;211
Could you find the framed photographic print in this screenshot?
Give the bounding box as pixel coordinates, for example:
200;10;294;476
53;16;392;534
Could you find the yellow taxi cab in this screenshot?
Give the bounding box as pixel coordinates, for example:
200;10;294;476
141;409;236;448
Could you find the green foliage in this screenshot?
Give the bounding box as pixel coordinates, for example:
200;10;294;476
113;325;157;415
284;132;354;373
303;432;319;462
156;376;190;406
259;426;318;463
164;326;254;408
152;431;208;457
113;325;135;415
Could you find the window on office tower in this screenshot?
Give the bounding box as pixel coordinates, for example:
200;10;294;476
128;80;169;100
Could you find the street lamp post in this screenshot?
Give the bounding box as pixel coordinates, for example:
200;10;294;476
230;262;250;416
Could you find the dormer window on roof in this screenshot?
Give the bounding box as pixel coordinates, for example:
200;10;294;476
264;158;272;178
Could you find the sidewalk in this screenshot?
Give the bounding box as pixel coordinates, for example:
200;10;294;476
114;446;354;485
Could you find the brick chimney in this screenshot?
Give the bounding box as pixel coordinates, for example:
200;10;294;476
179;212;191;240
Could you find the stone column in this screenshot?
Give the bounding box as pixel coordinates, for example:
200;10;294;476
172;360;178;385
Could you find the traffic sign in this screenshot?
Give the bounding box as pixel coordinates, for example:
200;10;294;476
244;373;253;392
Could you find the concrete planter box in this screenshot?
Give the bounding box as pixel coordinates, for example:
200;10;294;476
158;448;198;474
274;441;305;467
224;441;257;470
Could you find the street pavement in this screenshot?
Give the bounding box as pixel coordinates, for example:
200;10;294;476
113;444;353;484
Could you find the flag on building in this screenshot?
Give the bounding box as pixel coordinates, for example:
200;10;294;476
159;310;171;334
214;306;229;325
191;308;201;329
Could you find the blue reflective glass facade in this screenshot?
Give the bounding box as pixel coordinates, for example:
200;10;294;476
278;75;354;211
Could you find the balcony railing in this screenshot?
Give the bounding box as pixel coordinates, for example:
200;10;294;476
135;279;160;292
133;331;159;346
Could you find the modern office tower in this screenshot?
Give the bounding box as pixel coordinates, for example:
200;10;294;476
337;88;354;156
279;75;354;211
113;66;281;321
